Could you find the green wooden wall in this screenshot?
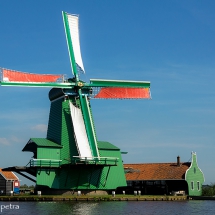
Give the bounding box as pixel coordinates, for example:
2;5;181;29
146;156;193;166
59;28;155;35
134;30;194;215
36;146;126;190
98;148;127;189
37;148;60;160
47;97;79;165
36;94;126;190
185;152;205;196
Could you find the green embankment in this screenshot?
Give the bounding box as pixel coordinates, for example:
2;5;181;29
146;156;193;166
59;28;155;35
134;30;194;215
0;194;187;201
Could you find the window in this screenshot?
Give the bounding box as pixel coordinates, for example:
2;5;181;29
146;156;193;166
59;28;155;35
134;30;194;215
197;181;200;191
127;181;132;187
191;181;194;190
146;181;153;186
194;167;196;174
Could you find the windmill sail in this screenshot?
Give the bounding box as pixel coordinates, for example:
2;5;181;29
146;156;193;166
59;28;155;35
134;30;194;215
1;68;62;83
89;79;151;99
69;102;93;159
62;12;85;77
94;87;150;99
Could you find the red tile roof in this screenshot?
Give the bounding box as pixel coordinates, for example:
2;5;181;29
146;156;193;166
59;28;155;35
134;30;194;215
124;162;191;181
0;168;19;180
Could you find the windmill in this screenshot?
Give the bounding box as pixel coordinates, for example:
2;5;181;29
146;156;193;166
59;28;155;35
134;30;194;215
0;12;151;194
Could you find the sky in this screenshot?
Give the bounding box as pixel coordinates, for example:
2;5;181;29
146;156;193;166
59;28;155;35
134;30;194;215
0;1;215;185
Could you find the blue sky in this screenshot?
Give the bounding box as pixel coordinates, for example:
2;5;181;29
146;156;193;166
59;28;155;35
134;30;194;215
0;1;215;185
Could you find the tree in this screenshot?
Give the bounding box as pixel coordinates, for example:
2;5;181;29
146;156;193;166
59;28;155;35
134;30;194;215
20;184;28;188
202;183;215;196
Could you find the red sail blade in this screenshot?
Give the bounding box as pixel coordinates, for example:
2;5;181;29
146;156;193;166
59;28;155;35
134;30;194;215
2;69;62;83
94;87;150;99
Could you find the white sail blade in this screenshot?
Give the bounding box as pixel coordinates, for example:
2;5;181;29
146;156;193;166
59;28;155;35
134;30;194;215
63;12;85;75
69;101;92;159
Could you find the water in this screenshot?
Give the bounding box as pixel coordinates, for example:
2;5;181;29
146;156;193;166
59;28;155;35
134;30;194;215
0;201;215;215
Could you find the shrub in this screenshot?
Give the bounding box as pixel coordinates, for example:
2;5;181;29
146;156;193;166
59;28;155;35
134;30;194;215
202;183;215;196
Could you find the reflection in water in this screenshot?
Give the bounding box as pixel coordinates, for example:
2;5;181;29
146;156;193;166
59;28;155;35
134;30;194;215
1;200;215;215
71;202;99;215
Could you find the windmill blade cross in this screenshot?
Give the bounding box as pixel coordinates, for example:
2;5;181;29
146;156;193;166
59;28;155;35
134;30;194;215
0;11;151;163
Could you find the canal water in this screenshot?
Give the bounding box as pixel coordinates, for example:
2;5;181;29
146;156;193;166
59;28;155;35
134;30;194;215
0;200;214;215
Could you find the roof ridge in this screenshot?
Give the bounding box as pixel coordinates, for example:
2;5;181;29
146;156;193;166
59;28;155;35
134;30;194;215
124;162;189;165
0;168;19;180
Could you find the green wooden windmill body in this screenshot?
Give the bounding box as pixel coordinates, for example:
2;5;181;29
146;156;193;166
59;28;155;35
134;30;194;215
0;12;151;192
28;89;126;190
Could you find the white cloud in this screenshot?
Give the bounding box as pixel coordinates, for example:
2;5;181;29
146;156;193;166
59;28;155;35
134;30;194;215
0;138;10;145
31;124;47;132
0;136;26;146
10;136;24;143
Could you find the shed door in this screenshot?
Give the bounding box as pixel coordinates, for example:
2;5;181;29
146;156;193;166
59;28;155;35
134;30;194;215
0;178;5;194
6;181;13;195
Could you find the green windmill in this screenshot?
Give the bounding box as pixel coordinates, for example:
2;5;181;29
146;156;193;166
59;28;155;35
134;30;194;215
0;12;151;194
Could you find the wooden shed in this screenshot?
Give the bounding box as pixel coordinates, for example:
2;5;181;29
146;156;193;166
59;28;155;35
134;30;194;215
124;152;204;196
0;168;20;195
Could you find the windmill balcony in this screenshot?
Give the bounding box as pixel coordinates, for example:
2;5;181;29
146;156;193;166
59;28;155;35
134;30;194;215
72;156;119;166
30;159;62;168
29;157;119;168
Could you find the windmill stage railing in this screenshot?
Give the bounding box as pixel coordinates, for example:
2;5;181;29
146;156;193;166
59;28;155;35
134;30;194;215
30;159;62;168
29;157;119;168
72;156;119;166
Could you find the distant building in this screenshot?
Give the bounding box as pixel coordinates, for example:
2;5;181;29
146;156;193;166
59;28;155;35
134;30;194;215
0;168;20;195
124;152;204;196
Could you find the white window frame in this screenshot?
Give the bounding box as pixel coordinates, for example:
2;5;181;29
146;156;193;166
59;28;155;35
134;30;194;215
197;181;200;191
191;181;194;190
